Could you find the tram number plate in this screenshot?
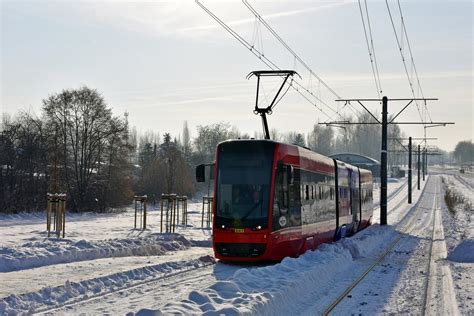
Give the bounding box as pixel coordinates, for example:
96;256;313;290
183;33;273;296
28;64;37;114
234;228;244;233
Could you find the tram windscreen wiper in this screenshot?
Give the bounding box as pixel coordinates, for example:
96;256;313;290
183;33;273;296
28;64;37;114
241;200;263;220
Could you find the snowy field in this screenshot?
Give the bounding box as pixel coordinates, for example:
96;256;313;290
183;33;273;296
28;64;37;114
0;171;472;315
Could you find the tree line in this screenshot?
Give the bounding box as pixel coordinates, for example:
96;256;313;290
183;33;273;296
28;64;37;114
1;87;469;214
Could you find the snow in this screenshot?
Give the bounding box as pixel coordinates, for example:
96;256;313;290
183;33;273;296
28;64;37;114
0;256;215;315
439;173;474;313
0;234;191;273
157;225;399;315
0;172;472;314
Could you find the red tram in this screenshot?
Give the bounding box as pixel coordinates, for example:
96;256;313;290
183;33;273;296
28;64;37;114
196;139;373;262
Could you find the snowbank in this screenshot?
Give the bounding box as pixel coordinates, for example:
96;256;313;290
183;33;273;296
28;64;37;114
0;256;215;315
0;234;191;273
448;239;474;263
143;225;398;315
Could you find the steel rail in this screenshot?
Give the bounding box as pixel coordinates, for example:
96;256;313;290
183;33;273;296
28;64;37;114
421;179;439;314
453;174;474;190
322;176;432;315
33;261;216;315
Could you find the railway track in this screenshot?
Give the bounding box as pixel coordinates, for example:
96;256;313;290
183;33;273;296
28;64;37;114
33;260;216;315
372;179;407;209
453;174;474;190
322;176;436;315
386;179;418;216
31;180;420;315
43;180;414;315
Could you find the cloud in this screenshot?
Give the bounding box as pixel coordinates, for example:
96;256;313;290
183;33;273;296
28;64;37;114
62;0;353;39
179;1;352;34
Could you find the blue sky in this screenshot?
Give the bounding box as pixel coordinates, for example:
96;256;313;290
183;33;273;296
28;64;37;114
1;0;472;151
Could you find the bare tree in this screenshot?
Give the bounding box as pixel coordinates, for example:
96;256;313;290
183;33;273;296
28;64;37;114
42;87;132;212
194;122;234;163
307;125;334;155
0;112;49;213
454;140;474;165
284;131;306;147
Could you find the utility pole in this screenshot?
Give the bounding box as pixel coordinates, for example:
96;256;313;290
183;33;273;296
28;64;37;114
425;148;429;176
408;137;412;204
322;97;449;226
418;145;421;190
380;97;388;225
388;137;436;203
422;148;426;181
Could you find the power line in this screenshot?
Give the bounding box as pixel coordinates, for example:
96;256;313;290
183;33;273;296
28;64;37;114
385;0;425;123
242;0;342;100
196;0;337;120
358;0;383;99
396;0;433;124
241;0;361;120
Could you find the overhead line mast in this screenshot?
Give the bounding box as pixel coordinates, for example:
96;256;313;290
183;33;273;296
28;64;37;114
321;97;453;226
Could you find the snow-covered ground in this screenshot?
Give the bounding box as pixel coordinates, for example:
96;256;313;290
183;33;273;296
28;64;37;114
439;174;474;313
0;172;472;315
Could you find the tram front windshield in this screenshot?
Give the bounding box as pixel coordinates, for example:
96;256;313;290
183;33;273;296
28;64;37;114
216;142;273;229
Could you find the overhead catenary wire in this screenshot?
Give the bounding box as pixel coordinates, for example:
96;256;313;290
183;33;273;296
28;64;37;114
196;0;336;120
241;0;364;121
242;0;342;100
358;0;383;100
396;0;433;124
385;0;425;124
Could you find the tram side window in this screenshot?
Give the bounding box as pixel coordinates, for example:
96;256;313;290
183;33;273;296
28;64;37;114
281;168;289;208
288;171;302;226
273;166;289;231
273;167;288;213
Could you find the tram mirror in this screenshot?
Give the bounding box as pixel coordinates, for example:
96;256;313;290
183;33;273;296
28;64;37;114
287;165;294;185
196;164;206;182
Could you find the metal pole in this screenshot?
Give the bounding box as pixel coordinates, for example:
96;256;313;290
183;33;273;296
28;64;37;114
143;200;147;230
380;96;388;225
62;198;66;238
408;137;412;204
425;148;428;177
201;197;205;228
422;148;426;181
417;145;421;190
160;198;163;233
261;113;271;140
134;199;137;229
